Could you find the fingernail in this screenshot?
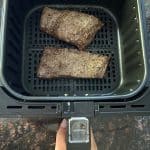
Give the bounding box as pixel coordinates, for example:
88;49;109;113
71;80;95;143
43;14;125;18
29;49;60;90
60;119;67;128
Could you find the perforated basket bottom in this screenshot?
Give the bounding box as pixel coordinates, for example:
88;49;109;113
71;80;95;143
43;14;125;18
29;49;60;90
22;5;120;96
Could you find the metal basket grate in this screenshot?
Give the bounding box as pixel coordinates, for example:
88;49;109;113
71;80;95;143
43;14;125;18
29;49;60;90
22;6;120;96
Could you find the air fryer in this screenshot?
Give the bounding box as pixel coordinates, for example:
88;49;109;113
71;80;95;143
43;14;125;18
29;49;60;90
0;0;148;101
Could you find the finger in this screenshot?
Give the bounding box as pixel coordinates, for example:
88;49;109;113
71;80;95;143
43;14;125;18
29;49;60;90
55;119;67;150
91;128;98;150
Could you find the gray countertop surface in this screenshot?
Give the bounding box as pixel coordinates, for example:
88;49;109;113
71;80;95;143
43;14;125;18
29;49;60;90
0;0;150;150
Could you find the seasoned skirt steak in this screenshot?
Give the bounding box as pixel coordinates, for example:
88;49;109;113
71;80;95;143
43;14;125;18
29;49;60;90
37;47;110;79
40;7;103;50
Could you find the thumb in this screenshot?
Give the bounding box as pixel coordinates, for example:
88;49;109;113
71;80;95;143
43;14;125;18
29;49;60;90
55;119;67;150
91;128;98;150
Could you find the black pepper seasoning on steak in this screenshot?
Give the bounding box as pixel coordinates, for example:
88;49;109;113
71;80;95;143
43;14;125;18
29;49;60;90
40;7;104;50
37;47;110;79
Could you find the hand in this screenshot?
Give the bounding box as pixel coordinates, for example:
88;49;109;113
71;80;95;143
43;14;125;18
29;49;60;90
55;119;97;150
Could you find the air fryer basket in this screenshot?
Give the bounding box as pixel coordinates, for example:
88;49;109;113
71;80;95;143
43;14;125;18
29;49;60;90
23;6;120;96
0;0;147;101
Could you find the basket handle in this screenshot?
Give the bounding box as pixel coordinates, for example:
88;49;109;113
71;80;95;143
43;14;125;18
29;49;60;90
67;117;91;150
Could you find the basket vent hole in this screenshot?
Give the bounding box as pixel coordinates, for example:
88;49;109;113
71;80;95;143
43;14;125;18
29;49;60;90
7;106;22;109
110;105;126;108
51;105;57;109
131;105;145;108
99;105;104;109
28;106;45;109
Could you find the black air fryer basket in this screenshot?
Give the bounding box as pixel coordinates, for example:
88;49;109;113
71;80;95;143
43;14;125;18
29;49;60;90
0;0;149;116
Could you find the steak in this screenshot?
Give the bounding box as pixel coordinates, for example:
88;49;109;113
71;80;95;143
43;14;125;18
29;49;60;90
40;7;103;50
37;47;110;79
